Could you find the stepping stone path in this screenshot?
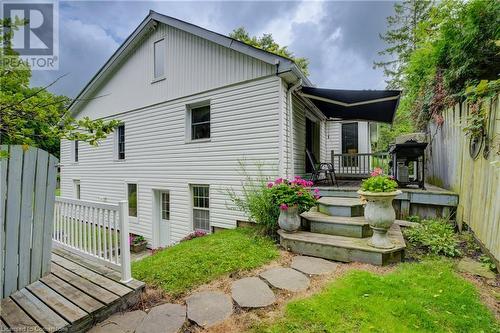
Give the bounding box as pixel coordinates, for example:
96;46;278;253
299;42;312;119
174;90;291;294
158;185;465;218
89;310;146;333
136;303;186;333
291;255;339;275
90;255;339;332
260;267;310;292
231;277;276;308
186;291;233;328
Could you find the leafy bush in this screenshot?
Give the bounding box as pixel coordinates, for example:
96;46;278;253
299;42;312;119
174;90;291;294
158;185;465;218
360;168;398;193
267;177;318;213
227;163;318;238
404;219;461;257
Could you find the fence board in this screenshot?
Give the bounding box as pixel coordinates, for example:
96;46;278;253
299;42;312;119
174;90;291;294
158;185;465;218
427;96;499;263
1;145;58;299
30;149;49;283
19;148;37;287
4;146;23;296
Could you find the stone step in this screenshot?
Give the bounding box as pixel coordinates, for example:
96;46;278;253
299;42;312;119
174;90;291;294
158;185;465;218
278;224;405;266
301;212;372;238
317;197;364;217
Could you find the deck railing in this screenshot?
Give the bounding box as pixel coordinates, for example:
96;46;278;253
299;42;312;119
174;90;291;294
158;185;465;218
331;151;390;178
52;197;131;282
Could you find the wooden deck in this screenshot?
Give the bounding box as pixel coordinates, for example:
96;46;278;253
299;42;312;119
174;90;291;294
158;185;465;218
0;248;144;332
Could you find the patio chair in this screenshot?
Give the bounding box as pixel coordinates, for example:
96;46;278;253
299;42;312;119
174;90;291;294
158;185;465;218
306;149;338;186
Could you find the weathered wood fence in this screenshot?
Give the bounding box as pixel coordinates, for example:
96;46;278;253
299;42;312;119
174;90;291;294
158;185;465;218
52;197;132;282
0;145;58;299
426;95;499;263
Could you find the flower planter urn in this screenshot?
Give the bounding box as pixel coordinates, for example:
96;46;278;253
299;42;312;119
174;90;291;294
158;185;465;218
357;190;402;249
130;241;147;253
278;205;301;233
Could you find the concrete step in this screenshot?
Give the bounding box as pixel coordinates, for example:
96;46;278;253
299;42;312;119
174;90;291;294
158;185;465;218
278;224;405;266
301;212;372;238
317;197;364;217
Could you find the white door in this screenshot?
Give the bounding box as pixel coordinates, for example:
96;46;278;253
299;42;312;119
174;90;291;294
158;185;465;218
158;191;170;247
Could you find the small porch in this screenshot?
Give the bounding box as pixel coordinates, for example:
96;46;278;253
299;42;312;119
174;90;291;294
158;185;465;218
0;248;144;332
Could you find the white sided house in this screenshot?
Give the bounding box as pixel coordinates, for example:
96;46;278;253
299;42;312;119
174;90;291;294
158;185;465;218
60;11;400;248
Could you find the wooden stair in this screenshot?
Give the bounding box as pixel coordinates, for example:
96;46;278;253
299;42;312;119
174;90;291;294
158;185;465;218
280;196;405;266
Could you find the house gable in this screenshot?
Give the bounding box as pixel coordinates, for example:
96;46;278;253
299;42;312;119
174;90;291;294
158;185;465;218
71;11;307;119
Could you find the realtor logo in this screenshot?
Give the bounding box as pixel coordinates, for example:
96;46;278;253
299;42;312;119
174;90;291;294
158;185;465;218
2;0;59;70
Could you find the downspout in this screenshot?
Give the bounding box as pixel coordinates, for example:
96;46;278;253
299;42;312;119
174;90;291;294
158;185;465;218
288;79;302;177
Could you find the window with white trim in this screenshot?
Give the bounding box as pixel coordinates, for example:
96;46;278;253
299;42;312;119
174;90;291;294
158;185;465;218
161;191;170;220
127;183;137;217
153;39;165;79
189;104;210;140
192;185;209;232
116;124;125;160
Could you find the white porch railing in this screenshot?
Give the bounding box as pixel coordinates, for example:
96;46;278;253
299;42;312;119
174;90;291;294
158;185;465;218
52;197;131;282
331;151;390;178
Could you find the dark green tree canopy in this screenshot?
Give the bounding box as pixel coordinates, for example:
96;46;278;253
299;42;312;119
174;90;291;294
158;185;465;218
0;18;119;158
230;27;309;76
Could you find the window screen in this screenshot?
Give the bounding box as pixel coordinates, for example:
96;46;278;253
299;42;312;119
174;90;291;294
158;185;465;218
192;185;209;232
128;183;137;217
191;105;210;140
154;39;165;79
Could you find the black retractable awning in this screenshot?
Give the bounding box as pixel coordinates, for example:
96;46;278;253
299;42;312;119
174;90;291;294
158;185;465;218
300;87;401;123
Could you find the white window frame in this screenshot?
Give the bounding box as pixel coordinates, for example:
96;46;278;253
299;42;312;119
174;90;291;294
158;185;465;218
152;38;166;82
125;182;138;220
114;124;126;161
191;184;210;233
73;179;81;199
186;100;211;143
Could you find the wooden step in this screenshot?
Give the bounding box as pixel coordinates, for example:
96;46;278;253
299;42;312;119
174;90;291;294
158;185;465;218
301;212;372;238
278;224;405;266
317;197;364;217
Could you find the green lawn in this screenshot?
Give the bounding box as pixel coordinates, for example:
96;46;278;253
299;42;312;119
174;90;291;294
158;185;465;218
255;260;498;333
132;228;279;296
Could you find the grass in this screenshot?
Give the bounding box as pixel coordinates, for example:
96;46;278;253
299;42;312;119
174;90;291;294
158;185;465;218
131;228;279;296
255;260;498;333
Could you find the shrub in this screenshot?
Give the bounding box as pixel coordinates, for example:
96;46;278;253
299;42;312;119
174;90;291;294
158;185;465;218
404;219;461;257
360;167;398;193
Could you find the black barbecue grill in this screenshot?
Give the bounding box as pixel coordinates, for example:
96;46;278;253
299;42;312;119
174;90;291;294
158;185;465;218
389;141;428;189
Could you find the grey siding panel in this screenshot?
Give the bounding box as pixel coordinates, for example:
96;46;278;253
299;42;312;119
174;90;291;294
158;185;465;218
60;76;281;246
76;23;275;120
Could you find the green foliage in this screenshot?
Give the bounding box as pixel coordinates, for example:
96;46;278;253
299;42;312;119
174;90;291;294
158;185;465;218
254;260;499;333
0;18;119;157
360;168;398;193
404;219;461;257
230;27;309;76
227;162;282;237
267;177;317;213
132;228;278;296
479;255;497;272
463;80;500;139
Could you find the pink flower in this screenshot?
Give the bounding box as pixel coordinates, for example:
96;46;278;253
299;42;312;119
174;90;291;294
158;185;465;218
294;176;302;180
280;203;288;211
314;188;320;194
314;195;321;200
267;182;274;188
275;178;283;184
306;181;314;187
370;167;383;177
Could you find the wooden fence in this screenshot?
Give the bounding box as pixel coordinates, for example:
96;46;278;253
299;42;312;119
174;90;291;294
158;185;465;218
52;197;132;282
0;145;58;299
426;95;499;263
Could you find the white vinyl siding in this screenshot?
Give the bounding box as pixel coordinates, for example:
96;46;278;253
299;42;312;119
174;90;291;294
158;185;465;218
73;22;275;120
60;76;281;245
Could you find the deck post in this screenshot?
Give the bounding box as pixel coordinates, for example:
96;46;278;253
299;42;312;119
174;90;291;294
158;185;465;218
118;201;132;283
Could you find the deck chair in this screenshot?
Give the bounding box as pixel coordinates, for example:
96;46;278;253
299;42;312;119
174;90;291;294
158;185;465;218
306;149;338;186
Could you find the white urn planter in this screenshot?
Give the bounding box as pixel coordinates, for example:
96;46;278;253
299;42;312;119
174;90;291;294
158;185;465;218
357;190;402;249
278;205;301;233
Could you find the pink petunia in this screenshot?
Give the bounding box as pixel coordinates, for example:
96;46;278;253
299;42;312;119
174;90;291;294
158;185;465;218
314;188;320;194
280;203;288;211
275;178;283;184
267;182;274;188
294;175;302;180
